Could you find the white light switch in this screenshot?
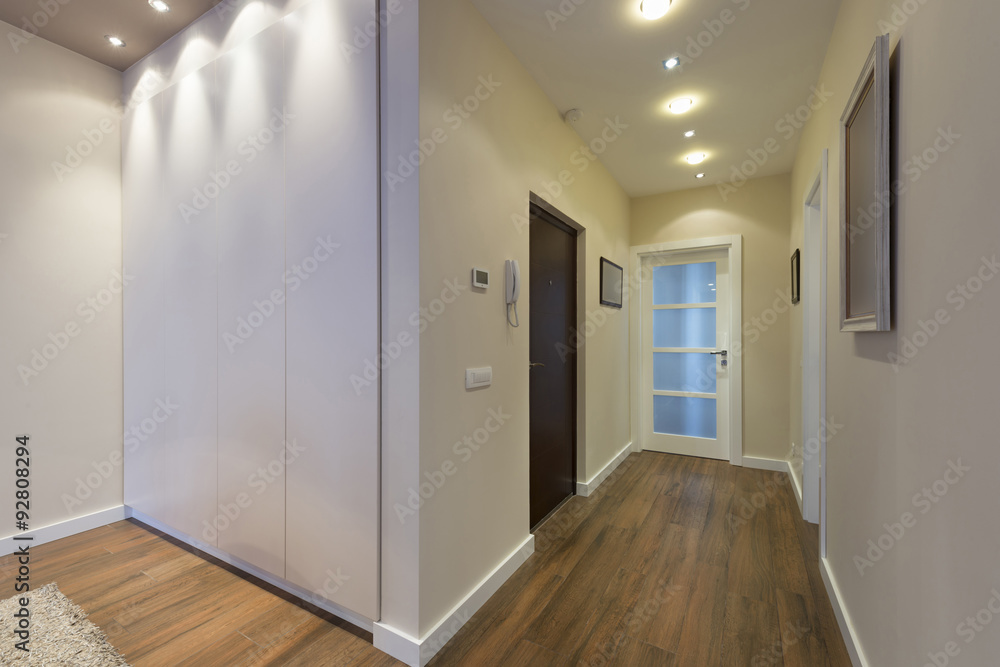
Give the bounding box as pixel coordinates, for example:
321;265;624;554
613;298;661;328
466;367;492;389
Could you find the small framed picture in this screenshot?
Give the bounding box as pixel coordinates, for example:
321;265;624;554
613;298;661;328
791;249;801;305
600;258;624;308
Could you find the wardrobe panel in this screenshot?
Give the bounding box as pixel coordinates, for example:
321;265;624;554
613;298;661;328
216;23;287;576
284;0;380;619
160;66;220;544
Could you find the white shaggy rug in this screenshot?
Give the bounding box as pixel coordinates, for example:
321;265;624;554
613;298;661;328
0;583;130;665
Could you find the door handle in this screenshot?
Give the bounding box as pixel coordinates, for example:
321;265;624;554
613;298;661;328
710;350;728;356
529;363;545;368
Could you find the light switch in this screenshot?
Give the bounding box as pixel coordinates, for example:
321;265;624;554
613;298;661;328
466;367;492;389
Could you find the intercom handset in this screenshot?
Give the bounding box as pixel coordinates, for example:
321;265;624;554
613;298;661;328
506;260;520;327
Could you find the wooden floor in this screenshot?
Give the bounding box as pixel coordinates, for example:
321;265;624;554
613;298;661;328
0;520;403;666
0;452;851;666
430;452;852;666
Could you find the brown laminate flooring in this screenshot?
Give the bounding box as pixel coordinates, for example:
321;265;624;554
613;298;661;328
0;452;851;666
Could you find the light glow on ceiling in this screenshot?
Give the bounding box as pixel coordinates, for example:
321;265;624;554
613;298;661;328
640;0;673;21
667;97;695;114
685;152;707;165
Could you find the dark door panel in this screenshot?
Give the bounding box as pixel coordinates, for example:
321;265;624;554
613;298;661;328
529;206;577;529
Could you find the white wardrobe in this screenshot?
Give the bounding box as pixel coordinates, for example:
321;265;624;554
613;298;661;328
123;0;379;622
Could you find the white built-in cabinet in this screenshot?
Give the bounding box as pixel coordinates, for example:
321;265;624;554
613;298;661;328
216;23;288;577
123;0;379;622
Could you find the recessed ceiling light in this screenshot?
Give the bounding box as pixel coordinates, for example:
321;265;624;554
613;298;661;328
640;0;673;20
696;173;706;179
663;57;680;70
668;97;695;114
106;35;126;47
686;153;707;165
149;0;171;12
684;130;696;138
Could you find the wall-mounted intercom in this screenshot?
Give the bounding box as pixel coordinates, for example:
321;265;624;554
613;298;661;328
505;259;520;327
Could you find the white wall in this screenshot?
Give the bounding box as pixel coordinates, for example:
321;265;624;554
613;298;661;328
123;0;380;622
789;0;1000;663
0;23;123;540
415;0;631;640
378;0;423;646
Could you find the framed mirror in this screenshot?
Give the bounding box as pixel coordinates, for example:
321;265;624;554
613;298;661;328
840;34;891;332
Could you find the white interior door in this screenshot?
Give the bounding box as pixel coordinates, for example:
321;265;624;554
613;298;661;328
802;152;828;532
641;250;731;460
802;204;822;525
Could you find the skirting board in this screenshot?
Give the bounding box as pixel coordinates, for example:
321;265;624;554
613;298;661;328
742;456;790;474
743;456;802;511
0;505;127;556
820;556;869;667
374;533;535;667
743;456;804;513
127;507;374;633
789;464;804;512
576;441;636;497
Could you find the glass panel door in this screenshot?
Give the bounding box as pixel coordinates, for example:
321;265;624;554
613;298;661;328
642;251;730;460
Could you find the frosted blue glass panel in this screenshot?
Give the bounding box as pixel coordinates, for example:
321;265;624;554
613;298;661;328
653;263;717;305
653;396;717;439
654;353;717;393
653;308;716;349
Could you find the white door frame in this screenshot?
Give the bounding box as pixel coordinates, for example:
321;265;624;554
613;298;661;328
802;150;829;554
629;235;743;467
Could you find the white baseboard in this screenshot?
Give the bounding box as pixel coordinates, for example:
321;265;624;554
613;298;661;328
0;505;127;556
788;465;804;512
742;456;790;474
127;507;374;633
743;456;802;511
743;456;807;514
820;556;868;667
576;442;634;497
375;533;535;667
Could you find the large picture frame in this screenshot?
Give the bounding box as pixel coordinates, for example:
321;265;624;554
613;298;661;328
600;257;624;308
840;34;891;332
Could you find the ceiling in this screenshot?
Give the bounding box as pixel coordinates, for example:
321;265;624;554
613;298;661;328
470;0;842;197
0;0;220;71
1;0;841;196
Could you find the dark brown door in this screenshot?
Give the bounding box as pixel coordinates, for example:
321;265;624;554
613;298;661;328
529;204;577;530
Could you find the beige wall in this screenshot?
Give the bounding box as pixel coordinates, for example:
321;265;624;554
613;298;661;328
0;25;123;537
632;174;792;462
789;0;1000;663
417;0;631;636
